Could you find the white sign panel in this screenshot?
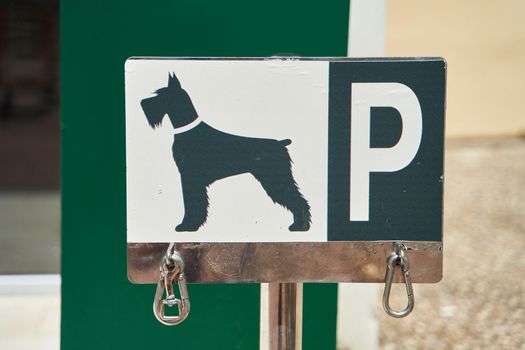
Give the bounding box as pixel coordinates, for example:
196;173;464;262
125;57;445;244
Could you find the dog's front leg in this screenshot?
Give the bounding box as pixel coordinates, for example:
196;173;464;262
176;176;209;232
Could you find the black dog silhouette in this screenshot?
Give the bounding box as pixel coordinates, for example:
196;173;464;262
141;73;311;232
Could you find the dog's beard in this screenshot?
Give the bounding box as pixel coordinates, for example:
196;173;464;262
141;97;165;128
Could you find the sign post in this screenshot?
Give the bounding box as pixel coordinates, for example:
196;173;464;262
267;282;302;350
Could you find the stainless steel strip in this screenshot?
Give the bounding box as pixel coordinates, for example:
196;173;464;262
128;241;442;284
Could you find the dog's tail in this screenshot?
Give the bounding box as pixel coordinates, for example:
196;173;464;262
279;139;292;146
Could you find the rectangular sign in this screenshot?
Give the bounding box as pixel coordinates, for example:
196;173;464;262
125;57;445;244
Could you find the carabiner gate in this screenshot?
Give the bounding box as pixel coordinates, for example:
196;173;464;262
382;243;414;318
153;246;190;326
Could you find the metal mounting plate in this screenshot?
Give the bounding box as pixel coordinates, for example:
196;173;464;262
128;241;442;284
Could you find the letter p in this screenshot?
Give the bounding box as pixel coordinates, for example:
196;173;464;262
350;83;422;221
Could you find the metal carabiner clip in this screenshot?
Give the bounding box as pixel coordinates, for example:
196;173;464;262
153;245;190;326
382;243;414;318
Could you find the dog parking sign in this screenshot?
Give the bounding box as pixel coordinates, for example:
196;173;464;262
125;57;446;283
125;57;445;283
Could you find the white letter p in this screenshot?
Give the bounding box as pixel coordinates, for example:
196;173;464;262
350;83;422;221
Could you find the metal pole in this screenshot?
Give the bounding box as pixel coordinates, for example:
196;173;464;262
267;282;303;350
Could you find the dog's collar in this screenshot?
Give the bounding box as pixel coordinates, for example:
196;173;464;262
172;117;202;134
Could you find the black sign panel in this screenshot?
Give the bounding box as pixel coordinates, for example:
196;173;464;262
328;59;445;241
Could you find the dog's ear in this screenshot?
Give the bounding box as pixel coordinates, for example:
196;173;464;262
168;72;182;90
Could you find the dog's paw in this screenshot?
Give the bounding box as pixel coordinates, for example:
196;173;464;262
288;222;310;231
175;223;199;232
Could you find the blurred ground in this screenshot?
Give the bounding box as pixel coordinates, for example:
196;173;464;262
379;138;525;349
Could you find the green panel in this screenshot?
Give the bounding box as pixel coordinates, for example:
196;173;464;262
303;284;338;349
61;1;348;349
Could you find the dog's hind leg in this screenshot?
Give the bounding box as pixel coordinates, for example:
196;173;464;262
252;156;311;231
176;177;209;232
